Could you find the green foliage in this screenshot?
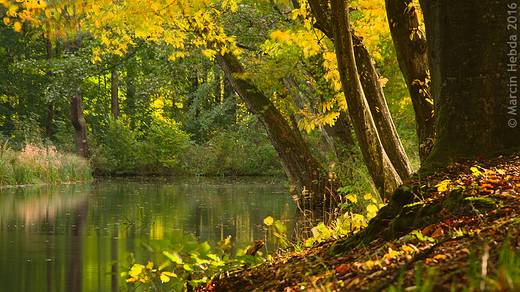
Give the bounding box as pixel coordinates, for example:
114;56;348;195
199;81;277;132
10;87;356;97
264;216;289;250
0;142;91;186
142;119;191;170
92;116;141;175
122;231;265;291
11;113;44;149
180;114;283;176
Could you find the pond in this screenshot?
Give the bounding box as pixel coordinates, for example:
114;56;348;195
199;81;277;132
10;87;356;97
0;176;296;292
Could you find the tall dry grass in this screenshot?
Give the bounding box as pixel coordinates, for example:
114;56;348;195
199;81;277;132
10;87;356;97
0;143;92;186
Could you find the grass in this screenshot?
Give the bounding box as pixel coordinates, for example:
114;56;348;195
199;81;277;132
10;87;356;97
0;143;92;186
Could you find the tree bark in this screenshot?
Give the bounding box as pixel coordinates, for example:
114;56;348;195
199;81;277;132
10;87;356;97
352;33;413;180
328;0;401;200
386;0;434;162
70;90;89;158
420;0;520;165
111;69;120;120
307;0;408;199
282;75;356;164
215;51;339;213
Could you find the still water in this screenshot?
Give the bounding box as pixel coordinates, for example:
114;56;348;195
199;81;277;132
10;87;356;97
0;176;295;292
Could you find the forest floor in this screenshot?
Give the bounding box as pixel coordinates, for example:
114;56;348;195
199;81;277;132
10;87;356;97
196;153;520;292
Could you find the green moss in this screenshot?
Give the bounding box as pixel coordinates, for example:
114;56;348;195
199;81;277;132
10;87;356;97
327;184;438;255
463;196;496;212
442;187;464;212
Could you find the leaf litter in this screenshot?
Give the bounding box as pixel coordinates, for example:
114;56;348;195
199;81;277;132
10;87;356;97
196;153;520;292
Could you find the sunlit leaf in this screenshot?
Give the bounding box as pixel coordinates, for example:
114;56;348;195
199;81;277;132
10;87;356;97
163;251;183;264
436;179;452;192
13;21;21;32
367;204;378;213
346;194;358;203
264;216;274;226
160;273;171;283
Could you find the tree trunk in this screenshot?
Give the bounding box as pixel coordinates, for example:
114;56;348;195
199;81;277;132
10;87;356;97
352;33;413;180
329;0;401;200
45;34;54;138
307;0;408;199
420;0;520;165
70;90;89;158
282;75;356;164
215;51;339;214
111;69;120;120
385;0;434;162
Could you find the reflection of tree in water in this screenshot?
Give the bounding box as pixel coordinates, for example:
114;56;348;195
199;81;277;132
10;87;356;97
0;178;293;290
66;198;89;292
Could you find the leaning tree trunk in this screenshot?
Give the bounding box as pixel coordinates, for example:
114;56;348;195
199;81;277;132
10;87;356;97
307;0;408;199
282;75;357;164
420;0;520;164
70;90;89;158
215;51;339;214
385;0;435;162
328;0;401;200
352;33;413;181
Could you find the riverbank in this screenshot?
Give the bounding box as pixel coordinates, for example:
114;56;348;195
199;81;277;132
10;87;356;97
198;154;520;291
0;144;91;186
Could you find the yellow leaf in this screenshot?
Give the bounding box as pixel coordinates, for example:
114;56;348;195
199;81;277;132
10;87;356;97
146;261;154;269
162;271;176;277
14;21;22;32
367;204;378;213
264;216;274;226
436;180;451;192
346;194;357;203
433;254;447;260
8;4;17;13
128;264;144;277
160;273;171;283
3;17;9;26
364;193;372;200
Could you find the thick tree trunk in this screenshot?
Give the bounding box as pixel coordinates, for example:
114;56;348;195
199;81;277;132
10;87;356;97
420;0;520;164
352;33;413;180
70;90;89;158
111;69;120;120
215;52;339;213
386;0;434;162
329;0;401;200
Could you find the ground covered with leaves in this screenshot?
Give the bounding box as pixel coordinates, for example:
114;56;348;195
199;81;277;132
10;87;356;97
197;154;520;292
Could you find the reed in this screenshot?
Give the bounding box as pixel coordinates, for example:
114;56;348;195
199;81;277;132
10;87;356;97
0;143;92;186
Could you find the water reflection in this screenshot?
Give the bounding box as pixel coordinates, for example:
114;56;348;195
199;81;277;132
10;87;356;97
0;177;294;292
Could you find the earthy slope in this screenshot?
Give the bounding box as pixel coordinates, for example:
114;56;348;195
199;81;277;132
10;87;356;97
197;154;520;292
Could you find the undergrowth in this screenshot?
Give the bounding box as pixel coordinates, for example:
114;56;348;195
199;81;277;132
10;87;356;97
0;142;92;186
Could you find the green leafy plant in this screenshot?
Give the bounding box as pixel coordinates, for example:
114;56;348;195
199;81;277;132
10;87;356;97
264;216;289;251
124;231;265;291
